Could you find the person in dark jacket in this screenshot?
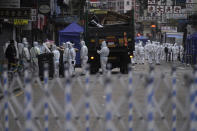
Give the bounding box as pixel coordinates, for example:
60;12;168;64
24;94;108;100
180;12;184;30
5;40;17;70
164;45;168;62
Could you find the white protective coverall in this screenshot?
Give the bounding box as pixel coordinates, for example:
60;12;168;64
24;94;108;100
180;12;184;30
30;42;40;71
63;42;70;64
147;41;153;64
144;43;149;60
80;41;88;74
161;44;165;60
138;42;145;64
152;42;157;62
172;43;179;61
180;45;184;61
134;44;139;64
22;42;30;68
39;42;51;54
68;42;76;76
155;42;162;64
52;45;60;77
97;41;109;74
131;50;136;64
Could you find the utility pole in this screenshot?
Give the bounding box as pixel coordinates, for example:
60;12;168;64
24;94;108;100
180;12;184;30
84;0;89;44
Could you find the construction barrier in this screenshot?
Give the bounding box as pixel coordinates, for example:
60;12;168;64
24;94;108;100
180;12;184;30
0;65;196;131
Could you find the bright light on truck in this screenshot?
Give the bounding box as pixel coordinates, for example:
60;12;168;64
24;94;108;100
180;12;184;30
130;55;133;59
90;56;94;60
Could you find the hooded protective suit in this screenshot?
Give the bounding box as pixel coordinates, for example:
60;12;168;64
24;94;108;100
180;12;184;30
30;42;40;71
147;40;153;64
133;44;139;64
138;42;145;64
22;42;30;68
144;43;149;60
155;42;162;64
80;41;88;74
52;45;60;77
172;43;179;61
68;42;76;76
180;45;184;62
135;43;140;64
63;42;70;64
39;42;51;54
97;41;109;74
132;50;136;64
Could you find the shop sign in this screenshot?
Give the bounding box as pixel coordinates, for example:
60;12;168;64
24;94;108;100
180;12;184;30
0;0;20;8
161;26;177;32
39;5;50;14
14;19;28;25
0;8;31;19
90;9;108;14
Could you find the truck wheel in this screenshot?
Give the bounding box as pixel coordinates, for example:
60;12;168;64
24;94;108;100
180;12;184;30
90;67;99;74
120;65;128;74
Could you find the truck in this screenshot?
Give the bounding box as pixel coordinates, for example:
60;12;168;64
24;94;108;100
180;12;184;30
85;10;135;74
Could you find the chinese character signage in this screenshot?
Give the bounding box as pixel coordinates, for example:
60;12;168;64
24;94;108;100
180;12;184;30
148;0;156;4
14;19;28;25
0;8;31;19
146;5;182;14
0;0;20;8
148;6;156;13
174;6;182;13
157;6;164;14
165;6;173;13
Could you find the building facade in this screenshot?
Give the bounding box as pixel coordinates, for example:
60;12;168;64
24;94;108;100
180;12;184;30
90;0;138;14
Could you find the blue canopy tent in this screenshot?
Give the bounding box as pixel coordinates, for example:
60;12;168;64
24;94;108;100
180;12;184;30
186;32;197;64
59;22;84;66
135;36;148;46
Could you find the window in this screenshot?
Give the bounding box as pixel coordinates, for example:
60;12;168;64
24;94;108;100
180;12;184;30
127;1;130;5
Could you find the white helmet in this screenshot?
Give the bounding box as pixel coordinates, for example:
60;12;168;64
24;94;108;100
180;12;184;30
33;41;38;47
22;37;27;43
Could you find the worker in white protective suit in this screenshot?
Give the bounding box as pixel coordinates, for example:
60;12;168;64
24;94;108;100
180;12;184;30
68;42;76;76
97;41;109;74
144;43;149;60
172;43;179;61
131;50;136;64
17;37;28;59
147;40;153;64
30;41;40;72
152;41;158;62
52;45;60;77
133;43;139;64
63;42;70;64
138;42;145;64
161;44;165;61
39;41;51;54
22;42;31;68
155;42;162;65
80;41;88;75
179;45;184;62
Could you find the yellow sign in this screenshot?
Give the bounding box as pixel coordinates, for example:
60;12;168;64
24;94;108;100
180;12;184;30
90;9;108;14
14;19;28;25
